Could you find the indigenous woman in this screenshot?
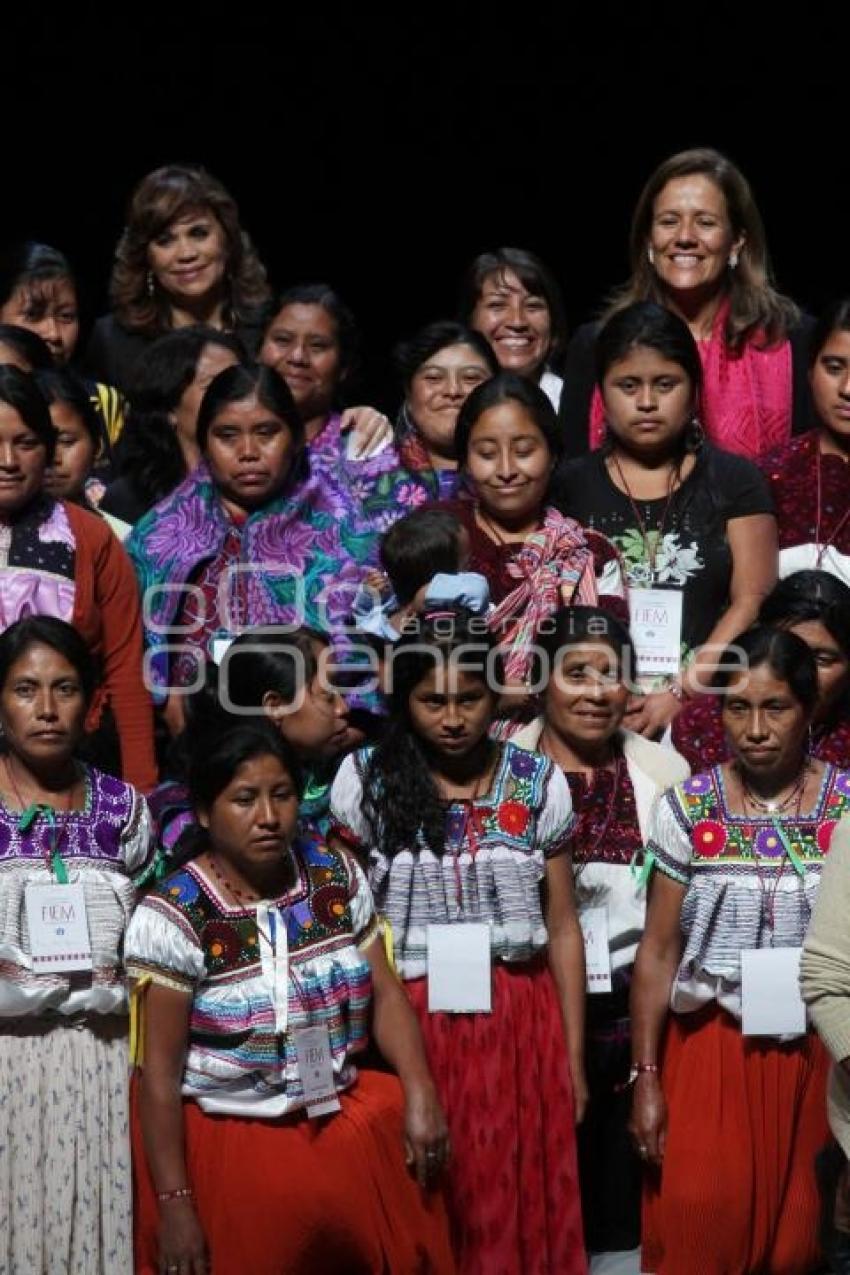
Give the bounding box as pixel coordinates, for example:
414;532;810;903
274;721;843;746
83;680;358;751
259;282;429;527
101;325;243;524
86;164;272;391
761;299;850;582
150;626;354;859
631;626;843;1274
459;246;568;409
0;323;54;371
36;366;130;536
127;721;454;1275
672;570;850;772
0;616;154;1273
801;819;850;1273
0;241;126;459
555;301;776;738
513;606;689;1253
393;320;497;501
443;371;625;709
126;362;378;719
330;608;588;1274
560;148;811;461
0;365;156;789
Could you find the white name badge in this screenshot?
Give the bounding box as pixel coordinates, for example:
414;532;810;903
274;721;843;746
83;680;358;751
741;947;806;1037
427;923;491;1014
211;636;234;665
580;906;613;994
292;1024;341;1118
628;588;683;678
25;882;92;973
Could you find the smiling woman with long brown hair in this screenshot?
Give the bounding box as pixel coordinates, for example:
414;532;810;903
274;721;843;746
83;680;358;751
560;148;812;461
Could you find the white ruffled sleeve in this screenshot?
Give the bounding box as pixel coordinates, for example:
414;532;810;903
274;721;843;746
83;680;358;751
344;851;379;949
329;752;373;852
121;791;156;879
645;789;693;886
538;762;576;861
125;896;205;993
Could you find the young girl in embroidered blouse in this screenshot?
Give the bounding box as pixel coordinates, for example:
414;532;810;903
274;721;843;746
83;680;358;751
126;721;454;1275
329;606;588;1275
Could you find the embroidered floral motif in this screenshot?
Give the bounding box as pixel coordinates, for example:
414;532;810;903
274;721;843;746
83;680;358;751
675;766;850;866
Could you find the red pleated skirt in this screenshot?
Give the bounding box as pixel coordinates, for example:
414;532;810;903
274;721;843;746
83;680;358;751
406;958;587;1275
642;1007;830;1275
132;1068;456;1275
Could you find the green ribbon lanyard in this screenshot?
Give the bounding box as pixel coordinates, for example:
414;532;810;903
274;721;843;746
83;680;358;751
18;803;69;885
770;822;807;878
630;845;657;890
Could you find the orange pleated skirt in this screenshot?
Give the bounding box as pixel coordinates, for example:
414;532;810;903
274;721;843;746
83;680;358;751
132;1068;456;1275
642;1007;830;1275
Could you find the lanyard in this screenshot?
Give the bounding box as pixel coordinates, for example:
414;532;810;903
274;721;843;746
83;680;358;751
449;800;485;915
611;455;682;582
257;903;290;1036
5;759;72;884
814;448;850;568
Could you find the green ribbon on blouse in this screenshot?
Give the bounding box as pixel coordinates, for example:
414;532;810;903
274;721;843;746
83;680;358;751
17;803;69;884
630;845;657;890
768;822;807;878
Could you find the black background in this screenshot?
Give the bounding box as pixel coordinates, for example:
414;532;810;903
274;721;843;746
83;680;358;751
5;6;849;406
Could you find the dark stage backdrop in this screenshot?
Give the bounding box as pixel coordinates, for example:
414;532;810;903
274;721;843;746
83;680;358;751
4;10;848;408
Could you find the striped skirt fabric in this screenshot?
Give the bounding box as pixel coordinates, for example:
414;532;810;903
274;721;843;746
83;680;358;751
0;1015;132;1274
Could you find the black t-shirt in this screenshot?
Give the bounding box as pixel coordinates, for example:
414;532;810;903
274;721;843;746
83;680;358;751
552;444;774;653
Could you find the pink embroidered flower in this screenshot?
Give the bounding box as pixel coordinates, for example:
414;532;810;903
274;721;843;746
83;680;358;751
250;519;317;572
692;819;727;858
396;482;429;509
145;503;220;566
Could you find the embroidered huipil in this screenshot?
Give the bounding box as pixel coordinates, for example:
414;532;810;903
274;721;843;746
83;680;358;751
125;830;378;1117
0;767;154;1017
329;743;575;980
643;765;850;1019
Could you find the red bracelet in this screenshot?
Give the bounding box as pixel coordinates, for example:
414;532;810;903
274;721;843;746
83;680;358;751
156;1186;194;1203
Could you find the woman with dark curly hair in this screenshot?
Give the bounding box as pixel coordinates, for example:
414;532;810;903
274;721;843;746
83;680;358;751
330;607;588;1274
85;164;272;391
560;148;813;460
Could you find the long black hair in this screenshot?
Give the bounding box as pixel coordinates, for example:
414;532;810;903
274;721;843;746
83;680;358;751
0;323;54;370
0;616;97;706
112;325;245;509
362;607;501;858
454;370;563;467
166;720;304;870
0;364;56;460
166;628;327;778
715;625;819;713
196;361;305;457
